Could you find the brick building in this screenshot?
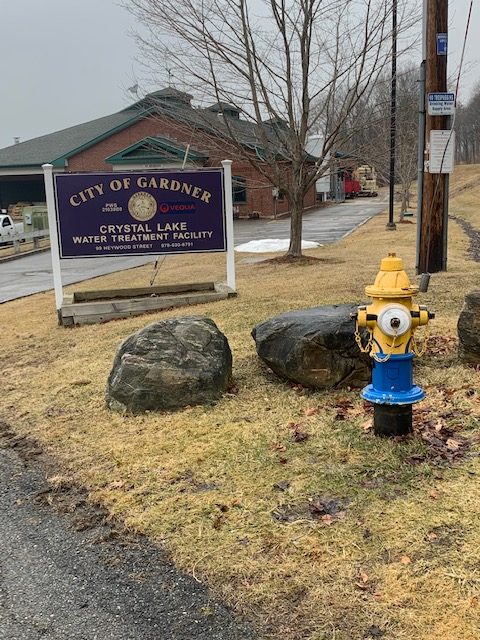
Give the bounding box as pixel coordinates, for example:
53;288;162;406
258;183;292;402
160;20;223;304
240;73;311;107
0;88;316;218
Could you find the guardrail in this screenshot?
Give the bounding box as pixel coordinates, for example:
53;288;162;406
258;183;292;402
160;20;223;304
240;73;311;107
11;229;50;254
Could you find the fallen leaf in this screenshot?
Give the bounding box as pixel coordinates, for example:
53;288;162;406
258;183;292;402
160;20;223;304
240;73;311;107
359;571;369;583
468;596;478;608
212;515;225;529
273;480;290;492
321;514;334;525
400;555;412;565
426;532;438;542
304;407;318;417
361;419;373;432
440;387;456;398
429;489;440;500
291;425;309;443
446;438;462;451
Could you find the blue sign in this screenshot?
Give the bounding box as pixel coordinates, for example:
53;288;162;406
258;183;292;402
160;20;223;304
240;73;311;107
428;92;454;103
436;33;447;55
54;170;226;258
428;92;455;115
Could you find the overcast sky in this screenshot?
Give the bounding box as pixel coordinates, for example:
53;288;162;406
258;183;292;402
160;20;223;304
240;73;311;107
0;0;478;150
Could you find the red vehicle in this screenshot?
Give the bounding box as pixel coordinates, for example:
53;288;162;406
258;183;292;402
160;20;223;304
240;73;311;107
344;170;361;198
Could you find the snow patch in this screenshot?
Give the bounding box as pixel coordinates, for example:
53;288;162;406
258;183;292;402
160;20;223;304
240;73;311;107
234;239;321;253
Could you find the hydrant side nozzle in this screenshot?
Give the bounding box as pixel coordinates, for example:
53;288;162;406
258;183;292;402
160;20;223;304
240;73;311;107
357;307;368;327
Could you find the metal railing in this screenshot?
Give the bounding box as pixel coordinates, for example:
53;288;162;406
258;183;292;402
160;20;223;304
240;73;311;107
10;229;50;254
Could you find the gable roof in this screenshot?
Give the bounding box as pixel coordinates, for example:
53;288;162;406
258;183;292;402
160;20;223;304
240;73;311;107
105;136;208;165
0;107;151;169
0;88;315;171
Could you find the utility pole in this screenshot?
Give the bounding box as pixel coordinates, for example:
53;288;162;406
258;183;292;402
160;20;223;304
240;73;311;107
386;0;397;230
417;0;449;273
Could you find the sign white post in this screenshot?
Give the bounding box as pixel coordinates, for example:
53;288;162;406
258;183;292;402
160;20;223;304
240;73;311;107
42;164;64;313
221;159;236;291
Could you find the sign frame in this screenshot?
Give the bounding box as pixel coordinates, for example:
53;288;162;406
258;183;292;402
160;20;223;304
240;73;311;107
427;92;455;116
429;130;455;174
43;161;236;311
436;33;447;55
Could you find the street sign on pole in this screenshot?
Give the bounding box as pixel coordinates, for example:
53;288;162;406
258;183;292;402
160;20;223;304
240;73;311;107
429;130;455;174
436;32;447;55
427;92;455;116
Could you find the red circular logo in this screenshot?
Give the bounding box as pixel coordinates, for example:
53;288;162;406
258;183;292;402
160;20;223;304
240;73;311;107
159;203;169;213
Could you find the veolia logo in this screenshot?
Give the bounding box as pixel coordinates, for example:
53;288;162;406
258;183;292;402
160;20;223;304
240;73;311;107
159;202;196;214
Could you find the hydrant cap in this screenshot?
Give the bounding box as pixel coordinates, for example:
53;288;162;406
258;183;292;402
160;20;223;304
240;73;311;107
380;253;404;271
365;253;419;298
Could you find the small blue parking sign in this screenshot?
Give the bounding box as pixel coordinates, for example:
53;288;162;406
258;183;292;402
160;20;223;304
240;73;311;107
436;33;447;55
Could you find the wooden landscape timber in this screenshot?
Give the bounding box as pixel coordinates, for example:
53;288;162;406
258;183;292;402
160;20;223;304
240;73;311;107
60;281;236;326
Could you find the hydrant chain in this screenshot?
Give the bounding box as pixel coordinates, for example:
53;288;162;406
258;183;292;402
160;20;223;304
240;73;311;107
354;324;373;354
411;325;430;357
371;332;397;363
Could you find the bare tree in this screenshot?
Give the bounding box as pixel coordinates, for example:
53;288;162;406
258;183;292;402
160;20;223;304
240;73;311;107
340;65;419;219
125;0;417;257
456;84;480;164
373;67;418;218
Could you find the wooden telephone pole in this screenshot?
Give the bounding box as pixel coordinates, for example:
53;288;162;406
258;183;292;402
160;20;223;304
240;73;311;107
417;0;449;273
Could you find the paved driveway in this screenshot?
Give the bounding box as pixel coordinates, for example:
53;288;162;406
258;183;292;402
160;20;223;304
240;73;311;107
234;199;386;246
0;199;386;304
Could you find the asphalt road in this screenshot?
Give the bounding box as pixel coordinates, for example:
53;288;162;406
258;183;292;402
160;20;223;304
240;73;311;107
233;198;386;246
0;427;254;640
0;199;386;303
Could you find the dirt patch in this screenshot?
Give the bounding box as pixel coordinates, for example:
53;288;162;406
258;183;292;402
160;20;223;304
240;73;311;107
262;255;345;266
272;495;349;525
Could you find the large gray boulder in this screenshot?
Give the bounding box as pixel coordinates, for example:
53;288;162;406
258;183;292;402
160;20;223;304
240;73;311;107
252;304;371;389
106;316;232;413
458;291;480;364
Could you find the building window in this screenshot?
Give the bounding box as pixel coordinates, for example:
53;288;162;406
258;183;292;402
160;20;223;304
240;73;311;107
232;176;247;204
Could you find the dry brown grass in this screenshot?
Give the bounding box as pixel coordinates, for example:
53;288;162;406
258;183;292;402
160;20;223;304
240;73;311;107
1;166;480;639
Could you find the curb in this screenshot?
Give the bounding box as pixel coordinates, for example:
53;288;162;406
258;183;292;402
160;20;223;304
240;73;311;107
0;246;51;264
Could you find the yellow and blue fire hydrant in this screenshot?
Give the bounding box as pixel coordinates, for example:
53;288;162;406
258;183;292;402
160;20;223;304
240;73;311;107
353;253;434;436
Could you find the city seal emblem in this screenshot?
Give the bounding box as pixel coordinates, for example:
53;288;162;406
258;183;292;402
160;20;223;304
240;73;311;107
128;191;157;221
